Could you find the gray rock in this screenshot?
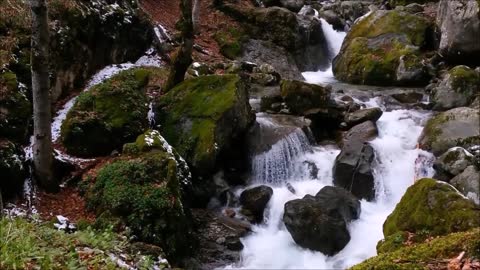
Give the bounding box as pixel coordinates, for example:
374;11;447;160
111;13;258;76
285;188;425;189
420;107;480;156
451;165;480;205
437;0;480;64
345;107;383;127
333;121;378;201
432;65;480;110
434;147;475;177
283;186;361;255
279;0;304;12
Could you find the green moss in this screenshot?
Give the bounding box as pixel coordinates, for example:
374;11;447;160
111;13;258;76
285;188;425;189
383;178;480;237
448;65;480;93
346;10;432;47
351;228;480;270
214;27;246;59
421;112;447;149
61;68;150;157
0;71;31;142
280;79;331;114
377;231;409;254
156;74;242;172
334;37;420;85
86;152;192;263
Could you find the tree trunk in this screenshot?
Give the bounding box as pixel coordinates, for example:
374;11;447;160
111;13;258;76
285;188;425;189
192;0;200;34
31;0;56;191
0;188;3;216
164;0;194;91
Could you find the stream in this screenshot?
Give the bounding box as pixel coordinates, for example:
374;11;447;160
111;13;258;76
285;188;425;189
226;16;435;269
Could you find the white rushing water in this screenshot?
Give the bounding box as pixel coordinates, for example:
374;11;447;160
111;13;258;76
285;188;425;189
229;100;434;269
302;18;346;84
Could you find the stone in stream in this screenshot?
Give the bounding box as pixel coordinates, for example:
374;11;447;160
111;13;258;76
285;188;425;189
344;107;383;127
333;121;378;201
434;147;475;178
420;107;480;156
283;186;361;256
240;185;274;223
431;65;480;111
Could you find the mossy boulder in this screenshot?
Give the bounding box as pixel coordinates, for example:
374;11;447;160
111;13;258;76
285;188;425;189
86;146;192;263
383;178;480;238
280;79;332;115
61;68;150;157
0;71;31;143
432;65;480;110
0;139;26;201
420;107;480;156
155;74;255;177
214;27;246;60
351;228;480;270
387;0;439;7
333;10;434;86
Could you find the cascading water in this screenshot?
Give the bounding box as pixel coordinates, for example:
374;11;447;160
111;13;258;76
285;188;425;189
227;18;436;269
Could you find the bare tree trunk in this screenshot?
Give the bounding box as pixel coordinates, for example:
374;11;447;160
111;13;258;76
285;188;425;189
31;0;56;192
164;0;194;91
192;0;200;34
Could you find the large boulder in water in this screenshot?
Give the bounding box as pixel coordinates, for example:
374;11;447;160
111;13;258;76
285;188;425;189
333;121;378;201
61;68;150;157
240;185;273;223
436;0;480;65
280;79;332;115
333;9;434;86
0;71;31;143
283;186;361;256
345;107;383;128
383;178;480;237
0;139;26;201
431;66;480;111
434;147;475;178
155;75;255;177
420;107;480;156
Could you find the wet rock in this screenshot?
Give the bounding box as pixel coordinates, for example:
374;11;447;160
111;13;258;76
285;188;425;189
437;0;480;64
280;79;332;115
286;182;296;194
434;147;474;177
383;178;480;237
431;66;480;111
420;107;480;156
345;107;383;127
390;91;424;104
319;1;372;30
333;9;434;86
283;186;361;255
260;94;284;113
0;139;26;201
250;73;278;86
451;166;480;205
303;160;319;179
279;0;304;12
155;75;255;178
333;121;378;201
240;185;273;223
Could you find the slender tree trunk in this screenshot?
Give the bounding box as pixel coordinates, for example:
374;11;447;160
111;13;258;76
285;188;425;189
192;0;200;34
31;0;56;191
164;0;194;91
0;188;3;216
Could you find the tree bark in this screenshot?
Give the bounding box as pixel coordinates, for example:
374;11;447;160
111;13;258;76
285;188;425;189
192;0;200;34
164;0;194;91
31;0;56;191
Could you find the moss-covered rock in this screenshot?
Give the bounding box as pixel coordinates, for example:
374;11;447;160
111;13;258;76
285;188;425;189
0;139;26;201
432;65;480;110
387;0;439;8
155;74;254;177
420;107;480;156
351;228;480;270
0;71;31;142
86;147;192;263
333;10;434;86
383;178;480;237
214;27;246;60
61;68;150;157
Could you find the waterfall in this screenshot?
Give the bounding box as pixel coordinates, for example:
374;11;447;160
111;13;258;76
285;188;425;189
302;18;346;84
